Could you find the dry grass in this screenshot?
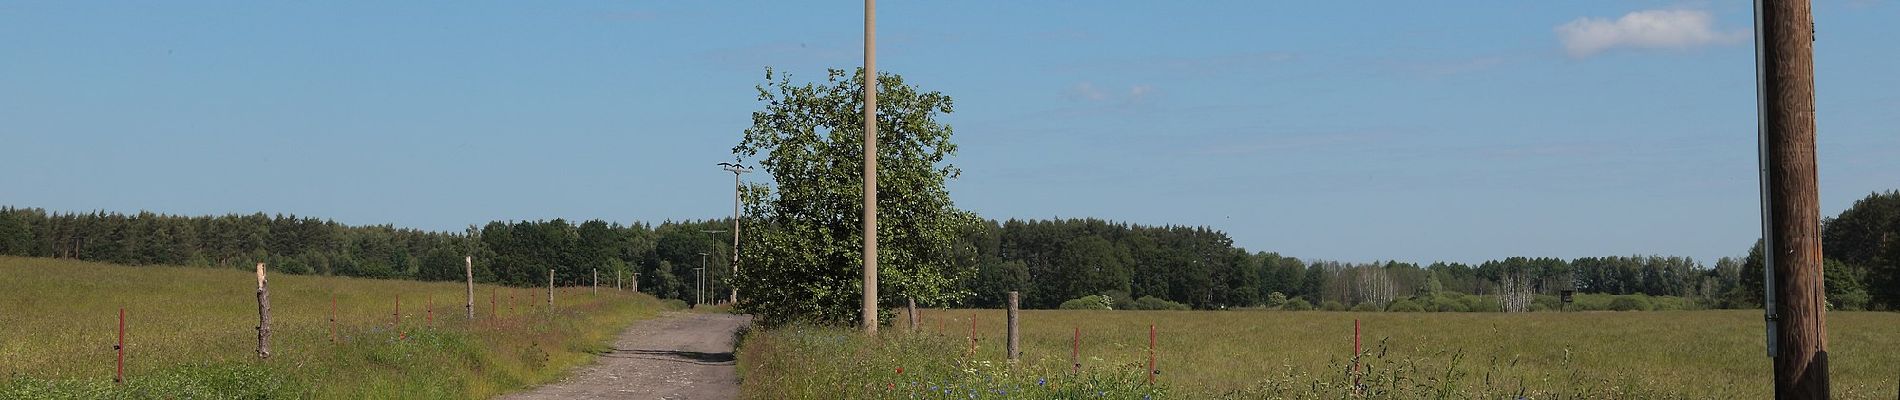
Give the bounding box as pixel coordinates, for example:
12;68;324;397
0;256;672;399
798;308;1900;398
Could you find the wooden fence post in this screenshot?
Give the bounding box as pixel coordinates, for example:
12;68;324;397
1148;324;1156;384
1006;291;1020;362
465;256;474;320
593;268;598;294
255;263;271;359
547;269;554;310
115;308;124;383
907;297;919;332
1072;326;1080;374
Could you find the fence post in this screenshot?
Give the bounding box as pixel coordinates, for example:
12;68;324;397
1353;319;1362;386
547;269;554;310
329;298;338;343
1006;291;1020;363
907;297;919;332
115;308;124;384
1072;326;1080;374
1147;324;1157;384
255;263;271;359
593;268;598;294
465;256;474;320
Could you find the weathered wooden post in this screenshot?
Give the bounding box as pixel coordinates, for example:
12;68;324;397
547;269;554;310
254;263;271;359
907;297;919;332
115;308;124;383
465;256;474;319
1006;291;1020;362
593;268;598;294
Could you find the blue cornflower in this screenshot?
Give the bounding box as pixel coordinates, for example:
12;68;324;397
1038;377;1047;386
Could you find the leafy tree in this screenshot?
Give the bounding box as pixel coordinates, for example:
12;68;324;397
732;68;976;326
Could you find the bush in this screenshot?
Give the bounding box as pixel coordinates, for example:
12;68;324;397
1059;295;1114;310
1131;296;1189;310
661;299;689;310
1106;290;1137;310
1533;294;1563;311
1529;303;1551;312
1387;299;1425;312
1265;292;1288;308
1433;297;1470;312
1463;296;1502;313
1350;302;1380;312
1319;300;1346;311
1607;296;1651;311
1283;298;1314;311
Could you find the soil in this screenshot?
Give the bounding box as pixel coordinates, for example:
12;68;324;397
498;312;751;400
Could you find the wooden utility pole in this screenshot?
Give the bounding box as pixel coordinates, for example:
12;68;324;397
721;163;751;305
860;0;880;335
254;263;271;359
464;256;474;320
1757;0;1828;397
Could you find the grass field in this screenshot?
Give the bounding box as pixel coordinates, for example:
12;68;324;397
0;256;673;399
739;308;1900;399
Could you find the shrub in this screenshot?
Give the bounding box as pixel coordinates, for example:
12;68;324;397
1607;296;1651;311
1319;300;1346;311
1529;303;1551;312
1463;296;1502;313
1265;292;1288;308
1533;294;1563;311
1350;302;1381;312
1131;296;1190;310
1432;297;1469;312
1284;298;1314;311
1106;290;1137;310
661;299;689;310
1059;295;1114;310
1387;299;1425;312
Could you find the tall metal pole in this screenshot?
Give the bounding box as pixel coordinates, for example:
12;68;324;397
1757;0;1828;397
699;253;708;306
861;0;879;335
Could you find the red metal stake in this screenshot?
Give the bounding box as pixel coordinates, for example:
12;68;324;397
1353;319;1362;386
1148;324;1157;384
1072;326;1080;374
115;308;124;384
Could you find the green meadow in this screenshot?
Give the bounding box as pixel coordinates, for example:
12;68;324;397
0;256;672;399
739;308;1900;399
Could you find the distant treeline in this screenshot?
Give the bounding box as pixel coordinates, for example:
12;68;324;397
2;190;1894;310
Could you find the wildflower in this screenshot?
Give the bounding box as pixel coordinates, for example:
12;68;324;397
1038;378;1047;386
897;366;904;374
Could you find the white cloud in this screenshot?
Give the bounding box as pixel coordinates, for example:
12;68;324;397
1065;82;1154;103
1555;9;1745;58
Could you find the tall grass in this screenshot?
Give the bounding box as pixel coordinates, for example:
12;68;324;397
741;308;1900;399
0;256;674;399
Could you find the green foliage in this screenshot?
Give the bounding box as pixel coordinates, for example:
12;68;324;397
1264;291;1288;308
731;68;975;326
1607;296;1652;311
1058;295;1114;310
1283;298;1314;311
737;324;1167;400
1350;302;1381;312
1387;299;1425;312
1319;300;1346;311
1131;296;1190;311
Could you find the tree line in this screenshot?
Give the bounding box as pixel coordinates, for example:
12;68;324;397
3;189;1894;312
4;189;1896;312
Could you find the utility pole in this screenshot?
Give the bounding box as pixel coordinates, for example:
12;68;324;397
1756;0;1828;397
861;0;879;336
699;252;709;307
719;162;752;305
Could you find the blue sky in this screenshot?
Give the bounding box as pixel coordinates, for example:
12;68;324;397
2;1;1894;265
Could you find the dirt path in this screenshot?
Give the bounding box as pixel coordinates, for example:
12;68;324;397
500;312;751;400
